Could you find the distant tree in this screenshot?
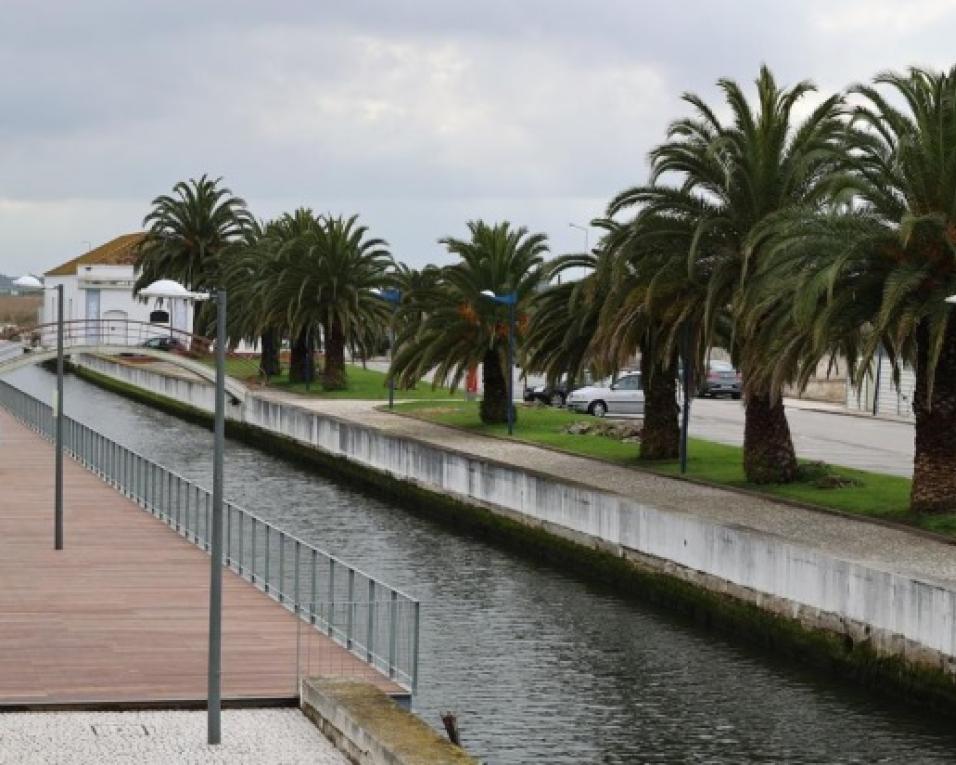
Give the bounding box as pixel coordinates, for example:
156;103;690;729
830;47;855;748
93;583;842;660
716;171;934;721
267;213;393;390
392;220;548;424
135;174;253;335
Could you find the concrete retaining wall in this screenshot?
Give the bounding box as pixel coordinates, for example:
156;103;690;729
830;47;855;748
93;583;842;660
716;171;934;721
75;355;956;677
300;678;474;765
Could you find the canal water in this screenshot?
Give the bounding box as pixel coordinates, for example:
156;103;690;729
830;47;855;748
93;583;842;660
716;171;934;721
7;365;956;763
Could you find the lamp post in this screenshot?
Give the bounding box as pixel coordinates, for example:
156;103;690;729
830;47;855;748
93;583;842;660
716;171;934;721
15;275;64;550
480;290;517;435
372;288;401;409
569;222;589;254
142;280;223;746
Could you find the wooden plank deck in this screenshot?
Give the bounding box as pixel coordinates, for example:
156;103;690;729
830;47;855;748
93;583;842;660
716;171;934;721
0;408;402;707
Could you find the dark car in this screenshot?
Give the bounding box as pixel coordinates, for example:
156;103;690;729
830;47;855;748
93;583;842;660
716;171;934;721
140;336;186;353
523;381;569;407
699;360;741;398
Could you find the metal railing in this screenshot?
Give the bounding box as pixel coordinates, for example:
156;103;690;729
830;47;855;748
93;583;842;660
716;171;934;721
0;379;420;695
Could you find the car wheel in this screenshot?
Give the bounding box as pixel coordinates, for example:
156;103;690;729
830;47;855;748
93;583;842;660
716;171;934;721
732;392;742;400
588;400;607;417
550;392;565;407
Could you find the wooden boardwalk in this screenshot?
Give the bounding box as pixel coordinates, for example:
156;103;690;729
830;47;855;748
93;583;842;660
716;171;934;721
0;408;401;707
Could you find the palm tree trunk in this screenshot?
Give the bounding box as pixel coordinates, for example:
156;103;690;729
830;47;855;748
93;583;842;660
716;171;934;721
289;328;314;384
743;391;798;483
911;318;956;513
322;319;347;390
480;346;511;424
259;327;281;378
640;353;679;460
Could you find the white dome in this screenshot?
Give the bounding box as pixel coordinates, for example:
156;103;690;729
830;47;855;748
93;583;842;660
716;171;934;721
139;279;190;298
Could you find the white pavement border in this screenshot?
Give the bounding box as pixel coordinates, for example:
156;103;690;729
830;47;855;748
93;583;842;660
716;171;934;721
0;709;348;765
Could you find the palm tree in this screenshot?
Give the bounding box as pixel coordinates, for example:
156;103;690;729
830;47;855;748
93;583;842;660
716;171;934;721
609;66;847;483
757;66;956;511
392;221;548;424
218;220;285;377
267;213;393;390
135;174;253;335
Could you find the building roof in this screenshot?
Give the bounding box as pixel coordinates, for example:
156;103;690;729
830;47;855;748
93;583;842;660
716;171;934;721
44;233;146;277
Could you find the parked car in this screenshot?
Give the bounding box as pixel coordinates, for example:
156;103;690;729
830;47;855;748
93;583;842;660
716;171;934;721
699;359;741;398
566;372;644;417
524;380;569;407
140;336;186;353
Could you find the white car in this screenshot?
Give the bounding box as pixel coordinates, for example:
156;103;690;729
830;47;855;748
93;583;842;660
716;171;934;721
566;372;645;417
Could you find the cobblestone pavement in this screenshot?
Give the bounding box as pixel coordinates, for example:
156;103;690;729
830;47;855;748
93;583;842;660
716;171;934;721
0;709;347;765
255;392;956;589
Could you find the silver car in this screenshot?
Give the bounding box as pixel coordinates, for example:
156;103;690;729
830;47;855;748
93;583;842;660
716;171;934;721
566;373;644;417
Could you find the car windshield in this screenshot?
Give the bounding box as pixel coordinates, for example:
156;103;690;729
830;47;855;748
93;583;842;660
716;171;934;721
709;360;734;372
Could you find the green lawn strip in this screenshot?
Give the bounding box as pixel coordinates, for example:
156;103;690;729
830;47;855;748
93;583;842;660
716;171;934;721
391;400;938;536
200;355;458;400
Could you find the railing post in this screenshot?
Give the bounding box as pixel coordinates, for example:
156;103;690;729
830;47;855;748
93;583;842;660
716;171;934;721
327;559;335;637
310;549;317;625
293;541;301;615
412;601;420;695
264;525;271;594
237;511;244;575
250;517;257;584
226;504;232;568
388;590;397;680
278;532;285;604
347;569;355;650
366;580;376;664
204;493;211;551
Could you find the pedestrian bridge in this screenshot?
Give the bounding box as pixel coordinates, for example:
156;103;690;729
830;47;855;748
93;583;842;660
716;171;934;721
0;320;251;403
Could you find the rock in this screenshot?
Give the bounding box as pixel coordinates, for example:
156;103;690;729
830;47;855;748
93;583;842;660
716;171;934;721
565;422;592;435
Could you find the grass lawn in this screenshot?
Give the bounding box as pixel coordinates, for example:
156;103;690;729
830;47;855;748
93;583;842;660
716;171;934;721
205;355;460;401
389;400;950;537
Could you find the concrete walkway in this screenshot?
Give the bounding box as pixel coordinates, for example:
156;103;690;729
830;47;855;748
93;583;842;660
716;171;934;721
0;709;347;765
255;391;956;590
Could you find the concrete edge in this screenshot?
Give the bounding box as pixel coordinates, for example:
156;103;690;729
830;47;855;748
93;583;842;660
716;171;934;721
300;678;476;765
379;405;956;549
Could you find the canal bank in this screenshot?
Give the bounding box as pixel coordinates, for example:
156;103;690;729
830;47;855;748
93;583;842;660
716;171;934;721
63;355;956;713
10;361;956;762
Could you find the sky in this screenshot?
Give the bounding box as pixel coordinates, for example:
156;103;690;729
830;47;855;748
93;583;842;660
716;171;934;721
1;0;955;276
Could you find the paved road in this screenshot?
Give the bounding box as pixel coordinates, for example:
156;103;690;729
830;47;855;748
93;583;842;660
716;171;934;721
689;398;914;477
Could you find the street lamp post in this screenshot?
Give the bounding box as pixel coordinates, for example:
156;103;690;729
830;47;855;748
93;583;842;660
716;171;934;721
569;222;589;254
141;280;223;745
480;290;518;435
14;275;64;550
373;288;401;409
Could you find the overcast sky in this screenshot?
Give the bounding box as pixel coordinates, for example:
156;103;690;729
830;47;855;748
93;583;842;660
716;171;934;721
1;0;955;276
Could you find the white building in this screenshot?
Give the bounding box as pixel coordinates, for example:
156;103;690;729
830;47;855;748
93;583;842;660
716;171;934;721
41;233;191;343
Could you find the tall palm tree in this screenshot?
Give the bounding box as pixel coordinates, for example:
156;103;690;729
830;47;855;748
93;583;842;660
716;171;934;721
268;213;393;390
135;174;253;335
609;66;847;483
218;220;285;377
392;221;548;424
758;66;956;511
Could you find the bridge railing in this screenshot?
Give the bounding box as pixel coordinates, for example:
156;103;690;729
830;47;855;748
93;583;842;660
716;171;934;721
6;319;266;384
12;318;209;351
0;378;421;696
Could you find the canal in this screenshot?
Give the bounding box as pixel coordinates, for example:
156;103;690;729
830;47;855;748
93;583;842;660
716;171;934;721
7;365;956;763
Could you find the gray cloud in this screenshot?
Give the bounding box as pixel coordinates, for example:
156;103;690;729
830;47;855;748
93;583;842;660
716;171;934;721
1;1;955;275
